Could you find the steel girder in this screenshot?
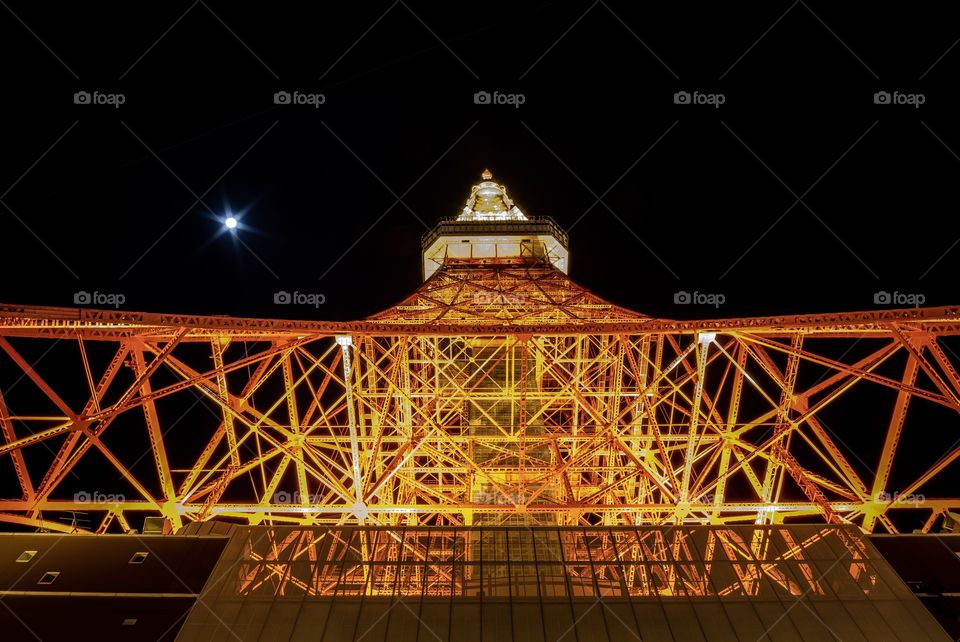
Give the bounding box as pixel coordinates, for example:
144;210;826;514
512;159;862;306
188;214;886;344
0;264;959;534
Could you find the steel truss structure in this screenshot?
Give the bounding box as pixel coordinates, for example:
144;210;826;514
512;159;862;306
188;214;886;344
0;173;959;537
1;267;959;535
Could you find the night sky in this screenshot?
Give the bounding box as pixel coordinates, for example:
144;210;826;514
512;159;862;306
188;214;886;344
0;3;959;540
2;2;959;321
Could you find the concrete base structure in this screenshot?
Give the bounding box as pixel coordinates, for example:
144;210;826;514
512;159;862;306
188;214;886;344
0;523;953;640
173;523;948;641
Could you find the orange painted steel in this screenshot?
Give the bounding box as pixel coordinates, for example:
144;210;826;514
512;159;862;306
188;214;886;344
0;173;959;536
0;262;958;535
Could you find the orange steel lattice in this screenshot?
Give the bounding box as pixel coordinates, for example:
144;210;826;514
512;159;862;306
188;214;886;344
1;172;959;536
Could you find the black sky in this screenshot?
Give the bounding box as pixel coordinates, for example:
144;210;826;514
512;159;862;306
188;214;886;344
1;1;959;321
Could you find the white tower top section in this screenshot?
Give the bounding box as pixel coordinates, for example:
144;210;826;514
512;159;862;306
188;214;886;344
420;170;569;281
457;169;528;222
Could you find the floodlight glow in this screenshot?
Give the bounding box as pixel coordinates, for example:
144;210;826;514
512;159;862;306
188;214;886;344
225;216;238;229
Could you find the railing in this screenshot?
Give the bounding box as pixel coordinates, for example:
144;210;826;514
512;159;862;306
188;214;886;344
421;215;569;251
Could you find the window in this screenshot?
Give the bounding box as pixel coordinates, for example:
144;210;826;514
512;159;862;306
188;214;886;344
16;550;37;563
37;571;59;585
121;619;137;626
129;552;149;564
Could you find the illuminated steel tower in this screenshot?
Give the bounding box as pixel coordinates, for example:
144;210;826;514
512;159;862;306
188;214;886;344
1;170;960;535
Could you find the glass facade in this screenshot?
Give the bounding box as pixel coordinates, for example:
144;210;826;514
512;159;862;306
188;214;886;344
176;523;950;641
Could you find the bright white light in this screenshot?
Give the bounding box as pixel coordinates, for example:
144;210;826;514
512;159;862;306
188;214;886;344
225;216;238;229
351;501;369;519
